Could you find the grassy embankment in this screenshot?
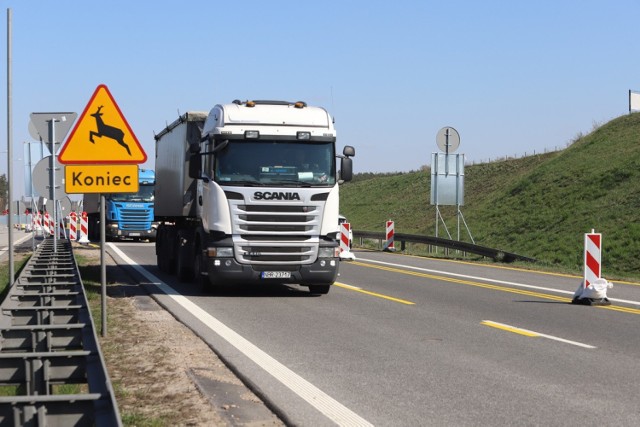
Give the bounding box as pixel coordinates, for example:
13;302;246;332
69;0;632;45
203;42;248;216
340;112;640;281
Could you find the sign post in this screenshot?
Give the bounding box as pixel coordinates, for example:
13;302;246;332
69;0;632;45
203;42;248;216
58;84;146;336
431;126;473;251
29;112;77;253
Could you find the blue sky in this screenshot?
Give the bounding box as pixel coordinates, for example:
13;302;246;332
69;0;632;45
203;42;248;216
1;0;639;198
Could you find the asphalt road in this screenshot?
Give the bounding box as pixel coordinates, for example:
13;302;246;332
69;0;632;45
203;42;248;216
0;226;38;261
108;242;640;426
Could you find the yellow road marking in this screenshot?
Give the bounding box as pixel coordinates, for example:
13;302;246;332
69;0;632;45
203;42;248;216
349;261;640;315
481;320;539;337
371;251;640;287
481;320;596;348
334;282;415;305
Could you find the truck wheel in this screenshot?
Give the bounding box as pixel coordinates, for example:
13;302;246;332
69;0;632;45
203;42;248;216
308;284;331;295
88;215;99;241
177;230;194;282
194;244;209;291
159;245;173;273
156;227;169;273
157;226;177;274
166;228;177;274
177;249;194;282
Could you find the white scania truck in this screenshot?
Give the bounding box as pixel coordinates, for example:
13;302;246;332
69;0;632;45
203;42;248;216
154;100;354;294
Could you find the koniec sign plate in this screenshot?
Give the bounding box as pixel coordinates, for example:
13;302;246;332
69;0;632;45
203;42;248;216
64;164;139;194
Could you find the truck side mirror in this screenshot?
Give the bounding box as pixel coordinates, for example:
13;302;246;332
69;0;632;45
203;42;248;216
189;142;201;154
343;145;355;157
340;157;353;182
188;153;201;179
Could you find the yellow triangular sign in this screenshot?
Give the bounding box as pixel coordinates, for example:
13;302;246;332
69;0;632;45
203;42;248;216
58;84;147;164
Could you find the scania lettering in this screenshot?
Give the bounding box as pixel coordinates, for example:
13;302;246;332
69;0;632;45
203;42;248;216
253;191;301;201
154;100;354;295
83;168;157;241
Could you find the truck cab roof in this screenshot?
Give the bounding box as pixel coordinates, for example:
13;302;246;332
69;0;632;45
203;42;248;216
202;100;336;140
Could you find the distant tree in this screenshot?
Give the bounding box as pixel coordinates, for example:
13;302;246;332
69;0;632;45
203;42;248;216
0;174;7;213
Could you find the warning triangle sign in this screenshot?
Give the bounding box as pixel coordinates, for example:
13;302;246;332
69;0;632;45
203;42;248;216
58;84;147;164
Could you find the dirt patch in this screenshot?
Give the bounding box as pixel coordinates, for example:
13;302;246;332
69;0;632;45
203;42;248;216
74;243;284;426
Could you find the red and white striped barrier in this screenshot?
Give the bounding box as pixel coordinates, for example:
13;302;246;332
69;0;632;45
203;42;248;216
383;220;395;251
584;231;601;288
78;211;89;244
59;215;67;239
572;229;612;305
43;212;51;236
33;213;41;234
69;211;78;241
339;222;355;260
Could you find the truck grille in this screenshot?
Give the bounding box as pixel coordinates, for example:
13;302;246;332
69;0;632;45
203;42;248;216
119;208;152;230
232;204;320;265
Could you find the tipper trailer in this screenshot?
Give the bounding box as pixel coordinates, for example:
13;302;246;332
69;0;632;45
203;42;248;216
154;100;354;294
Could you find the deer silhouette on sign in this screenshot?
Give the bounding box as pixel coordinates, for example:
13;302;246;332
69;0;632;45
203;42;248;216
89;105;131;156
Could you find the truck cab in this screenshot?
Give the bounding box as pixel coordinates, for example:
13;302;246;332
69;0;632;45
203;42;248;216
154;101;354;295
84;168;157;241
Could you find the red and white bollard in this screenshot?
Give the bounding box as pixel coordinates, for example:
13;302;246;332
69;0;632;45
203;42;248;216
78;211;90;244
69;211;78;241
584;231;601;288
383;220;395;251
572;229;612;305
33;213;41;235
43;212;51;236
339;222;355;260
59;215;67;239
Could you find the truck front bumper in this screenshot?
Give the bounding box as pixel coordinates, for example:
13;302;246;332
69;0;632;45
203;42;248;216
205;257;339;286
106;227;157;241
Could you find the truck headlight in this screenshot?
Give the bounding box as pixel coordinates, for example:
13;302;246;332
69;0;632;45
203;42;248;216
207;247;233;258
318;247;337;258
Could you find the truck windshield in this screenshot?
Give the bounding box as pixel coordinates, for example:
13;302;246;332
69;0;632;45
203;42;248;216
110;184;155;202
214;140;336;186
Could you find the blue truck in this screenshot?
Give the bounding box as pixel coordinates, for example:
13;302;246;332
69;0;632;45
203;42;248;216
83;168;157;241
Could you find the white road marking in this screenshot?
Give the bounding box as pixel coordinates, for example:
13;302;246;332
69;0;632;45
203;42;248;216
0;233;35;257
108;243;373;427
357;257;640;307
482;320;597;349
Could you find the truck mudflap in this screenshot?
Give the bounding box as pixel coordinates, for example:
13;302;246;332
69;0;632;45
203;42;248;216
205;257;339;287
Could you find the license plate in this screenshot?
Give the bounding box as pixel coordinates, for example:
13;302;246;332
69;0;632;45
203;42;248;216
261;271;291;279
129;232;141;237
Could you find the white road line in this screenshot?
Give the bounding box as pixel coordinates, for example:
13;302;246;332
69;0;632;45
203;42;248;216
0;233;35;257
482;320;596;349
356;257;640;307
108;243;373;427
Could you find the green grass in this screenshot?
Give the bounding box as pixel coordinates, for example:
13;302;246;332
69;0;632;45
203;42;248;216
75;253;166;427
341;112;640;281
0;256;31;303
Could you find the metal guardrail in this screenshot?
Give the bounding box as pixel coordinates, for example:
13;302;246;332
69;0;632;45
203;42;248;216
0;238;121;427
353;231;536;263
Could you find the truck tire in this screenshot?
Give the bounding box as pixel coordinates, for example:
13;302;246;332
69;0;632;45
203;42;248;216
194;242;209;291
177;252;193;282
308;284;331;295
177;230;194;282
156;226;169;273
87;214;100;242
157;225;177;274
